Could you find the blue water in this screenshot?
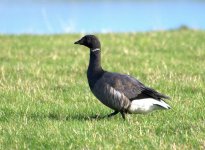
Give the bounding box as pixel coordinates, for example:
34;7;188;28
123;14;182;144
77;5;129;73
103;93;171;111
0;0;205;34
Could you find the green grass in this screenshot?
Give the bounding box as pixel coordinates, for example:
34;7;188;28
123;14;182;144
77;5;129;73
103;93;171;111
0;29;205;149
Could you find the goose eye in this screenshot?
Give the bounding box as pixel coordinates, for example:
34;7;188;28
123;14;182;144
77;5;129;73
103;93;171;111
87;38;91;43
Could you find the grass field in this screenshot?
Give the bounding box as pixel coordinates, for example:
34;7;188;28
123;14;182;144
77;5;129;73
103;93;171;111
0;29;205;149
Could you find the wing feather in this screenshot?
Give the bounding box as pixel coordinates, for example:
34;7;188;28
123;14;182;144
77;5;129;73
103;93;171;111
103;72;170;101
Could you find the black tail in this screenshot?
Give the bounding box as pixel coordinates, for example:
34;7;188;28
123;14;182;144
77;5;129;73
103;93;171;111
142;86;171;100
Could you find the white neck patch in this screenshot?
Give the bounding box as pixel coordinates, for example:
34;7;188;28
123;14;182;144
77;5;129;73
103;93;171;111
91;48;100;52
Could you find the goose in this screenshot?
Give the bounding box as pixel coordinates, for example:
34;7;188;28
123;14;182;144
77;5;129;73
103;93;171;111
74;35;171;120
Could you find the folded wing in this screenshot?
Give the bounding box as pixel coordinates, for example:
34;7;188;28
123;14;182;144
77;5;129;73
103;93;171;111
103;72;170;101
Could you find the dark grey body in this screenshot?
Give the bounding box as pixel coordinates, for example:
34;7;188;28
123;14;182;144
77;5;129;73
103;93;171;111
90;73;131;111
88;71;170;113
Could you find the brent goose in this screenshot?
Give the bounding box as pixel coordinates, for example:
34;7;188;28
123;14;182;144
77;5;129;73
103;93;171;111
74;35;171;120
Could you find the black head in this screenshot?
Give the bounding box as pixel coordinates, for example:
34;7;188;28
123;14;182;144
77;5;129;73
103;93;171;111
74;35;101;49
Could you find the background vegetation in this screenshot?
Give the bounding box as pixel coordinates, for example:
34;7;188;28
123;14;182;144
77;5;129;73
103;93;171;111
0;29;205;149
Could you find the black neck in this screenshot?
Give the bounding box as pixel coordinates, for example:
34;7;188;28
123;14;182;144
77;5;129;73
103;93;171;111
87;49;105;89
88;50;102;72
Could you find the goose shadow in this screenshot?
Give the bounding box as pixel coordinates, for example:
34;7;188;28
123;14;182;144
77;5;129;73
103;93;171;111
29;112;108;121
65;114;108;121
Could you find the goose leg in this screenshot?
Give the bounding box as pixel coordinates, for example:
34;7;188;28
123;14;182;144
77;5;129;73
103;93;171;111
120;111;126;120
107;111;119;118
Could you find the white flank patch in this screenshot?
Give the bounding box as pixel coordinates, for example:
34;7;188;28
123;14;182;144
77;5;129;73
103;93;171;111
128;98;171;114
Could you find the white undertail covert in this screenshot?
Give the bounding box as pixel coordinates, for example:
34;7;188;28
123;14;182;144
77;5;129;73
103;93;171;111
128;98;171;114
